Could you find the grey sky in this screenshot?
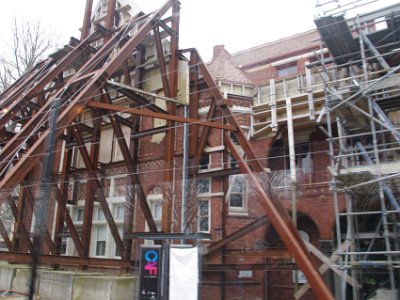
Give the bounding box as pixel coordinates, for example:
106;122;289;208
0;0;398;62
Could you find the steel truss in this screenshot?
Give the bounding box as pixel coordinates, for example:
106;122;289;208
0;0;334;299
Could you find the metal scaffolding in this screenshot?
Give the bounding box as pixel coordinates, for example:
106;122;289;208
314;1;400;299
0;0;335;299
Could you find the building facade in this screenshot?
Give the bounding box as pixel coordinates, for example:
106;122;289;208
0;0;399;299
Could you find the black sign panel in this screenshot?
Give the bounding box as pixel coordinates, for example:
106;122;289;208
139;246;162;300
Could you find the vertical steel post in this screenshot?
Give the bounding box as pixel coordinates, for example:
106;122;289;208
81;0;94;40
29;98;62;300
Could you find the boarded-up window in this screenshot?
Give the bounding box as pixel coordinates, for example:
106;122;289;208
99;127;114;163
113;126;130;161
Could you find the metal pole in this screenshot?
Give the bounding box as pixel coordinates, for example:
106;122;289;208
286;96;299;291
81;0;93;40
28;98;62;300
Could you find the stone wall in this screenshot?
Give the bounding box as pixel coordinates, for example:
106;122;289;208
0;262;137;300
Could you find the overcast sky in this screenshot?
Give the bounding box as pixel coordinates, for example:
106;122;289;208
0;0;398;62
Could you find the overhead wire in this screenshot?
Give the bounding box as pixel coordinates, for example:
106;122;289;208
1;2;399;193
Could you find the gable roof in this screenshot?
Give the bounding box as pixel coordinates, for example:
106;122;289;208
206;45;253;85
231;29;321;68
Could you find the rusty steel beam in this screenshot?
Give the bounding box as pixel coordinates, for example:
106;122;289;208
154;26;171;98
103;92;158;234
8;197;33;252
192;54;223;170
194;99;217;166
223;248;291;259
0;218;13;251
87;101;236;131
203;263;297;272
54;174;84;256
158;19;175;36
0;0;176;203
105;82;167;114
81;0;94;40
17;185;34;252
124;47;146;259
188;52;264;174
12;187;32;252
0;251;134;269
53;180;84;257
204;216;269;255
105;0;117;31
82;108;102;257
219;103;264;173
0;35;105;176
0;30;102;131
24;187;58;254
0;60;51;107
130;125;169;139
188;50;200;158
72;124;126;257
162;1;180;233
48;141;84;257
53;148;71;254
122;60;132;86
224;133;333;300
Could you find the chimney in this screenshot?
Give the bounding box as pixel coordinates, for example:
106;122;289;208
212;45;225;60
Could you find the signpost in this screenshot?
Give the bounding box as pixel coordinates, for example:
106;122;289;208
139;245;162;300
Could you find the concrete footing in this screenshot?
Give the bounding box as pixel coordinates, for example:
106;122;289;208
0;262;137;300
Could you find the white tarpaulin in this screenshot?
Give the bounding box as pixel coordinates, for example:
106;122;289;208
169;247;199;300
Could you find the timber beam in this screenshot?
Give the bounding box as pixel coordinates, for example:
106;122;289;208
86;101;237;131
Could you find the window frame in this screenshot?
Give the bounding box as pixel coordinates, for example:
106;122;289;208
147;194;163;231
197;177;211;195
197;199;210;233
228;174;248;214
94;225;107;257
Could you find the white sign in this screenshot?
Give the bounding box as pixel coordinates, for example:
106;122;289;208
169;247;199;300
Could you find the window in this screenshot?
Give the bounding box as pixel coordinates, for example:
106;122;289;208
230;131;240;145
200;154;210;170
296;143;313;175
198;200;210;232
277;63;298;78
151;200;162;231
95;226;107;256
61;239;67;255
95;207;106;220
147;194;163;231
152;202;162;222
76;208;84;221
229;175;247;212
60;227;68;255
197;178;211;195
113;227;123;258
229;154;238;168
115;205;125;220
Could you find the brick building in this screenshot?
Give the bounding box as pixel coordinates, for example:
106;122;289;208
0;0;399;299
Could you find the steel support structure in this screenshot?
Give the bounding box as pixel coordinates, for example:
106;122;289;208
0;1;336;299
315;2;400;299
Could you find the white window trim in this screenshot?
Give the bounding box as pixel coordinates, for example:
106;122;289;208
227;174;248;215
147;194;163;231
